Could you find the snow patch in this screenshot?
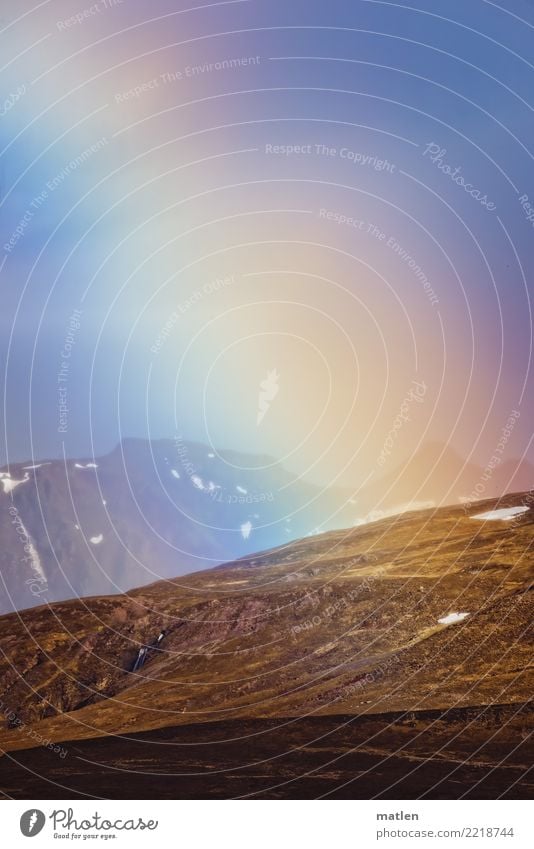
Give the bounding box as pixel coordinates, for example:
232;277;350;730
170;469;181;479
240;521;252;540
90;534;103;545
471;506;528;522
438;612;469;625
23;462;51;470
1;473;30;494
74;462;98;469
207;452;215;458
236;485;247;494
191;475;205;490
12;514;46;582
25;535;45;582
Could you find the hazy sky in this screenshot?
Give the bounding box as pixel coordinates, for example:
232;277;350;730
1;0;534;487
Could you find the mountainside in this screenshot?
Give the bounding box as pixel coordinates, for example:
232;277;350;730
0;438;356;614
1;437;533;614
0;491;532;798
359;441;534;521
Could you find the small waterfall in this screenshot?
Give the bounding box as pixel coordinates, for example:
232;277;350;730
131;631;166;672
132;646;147;672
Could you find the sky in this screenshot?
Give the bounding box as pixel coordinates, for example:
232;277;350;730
1;0;534;491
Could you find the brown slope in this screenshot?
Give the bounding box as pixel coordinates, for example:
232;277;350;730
0;493;532;754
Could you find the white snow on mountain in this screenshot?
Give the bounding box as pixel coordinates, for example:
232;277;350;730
236;485;247;494
90;534;103;545
14;515;46;581
240;521;252;539
471;506;528;521
0;472;30;494
438;612;470;625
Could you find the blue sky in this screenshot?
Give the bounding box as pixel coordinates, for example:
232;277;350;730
1;0;534;486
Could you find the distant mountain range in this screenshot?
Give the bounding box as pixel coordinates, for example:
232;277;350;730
360;441;534;521
0;438;355;614
0;437;532;613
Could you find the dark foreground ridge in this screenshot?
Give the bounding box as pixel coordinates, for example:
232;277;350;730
0;705;531;799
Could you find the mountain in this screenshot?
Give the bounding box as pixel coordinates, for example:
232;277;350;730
0;438;357;614
1;437;533;614
361;441;534;519
0;491;531;798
